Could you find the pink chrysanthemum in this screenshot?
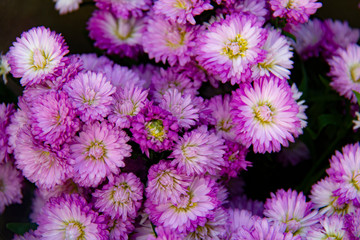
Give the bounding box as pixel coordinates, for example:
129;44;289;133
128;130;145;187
0;103;14;163
291;83;307;136
94;0;151;19
75;53;114;72
64;71;116;122
159;89;199;129
130;103;179;156
251;27;293;80
71;121;131;187
227;209;259;239
220;140;250;178
269;0;322;24
88;10;144;57
14;127;72;189
171;125;226;176
54;0;83;14
263;189;320;236
146;160;190;205
153;0;213;25
93;173;143;220
108;83;149;129
231;77;301;153
326;142;360;206
289;19;325;60
142;14;200;66
37;194;108;239
104;64;146;89
307;214;349;240
7;26;69;87
220;0;269;22
131;63;160;89
107;217;135;240
0;163;23;213
29;90;80;148
328;44;360;104
196;14;267;85
146;176;219;234
345;208;360;239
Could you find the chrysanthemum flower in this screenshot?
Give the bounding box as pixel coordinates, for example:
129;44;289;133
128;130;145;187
142;14;200;66
146;160;190;205
291;83;307;136
108;83;149;128
263;189;320;236
14;127;72;189
269;0;322;24
153;0;213;25
326;142;360;206
146;176;219;234
220;0;269;22
0;54;11;84
196;13;267;85
29;91;80;148
289;19;325;60
64;71;116;122
7;26;69;87
131;63;160;89
221;140;250;178
107;217;135;240
93;173;143;220
328;44;360;104
130;103;179;156
307;214;349;240
353;112;360;131
345;208;360;239
251;27;293;80
227;209;259;239
0;103;14;163
0;163;23;213
231;77;301;153
36;194;108;239
159;89;199;129
322;19;360;58
104;63;146;89
171;125;226;176
75;53;114;72
54;0;83;15
71;121;131;187
88;10;144;57
94;0;151;19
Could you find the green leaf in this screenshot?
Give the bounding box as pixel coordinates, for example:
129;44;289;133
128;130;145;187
353;91;360;107
317;114;340;133
6;222;38;235
281;30;296;42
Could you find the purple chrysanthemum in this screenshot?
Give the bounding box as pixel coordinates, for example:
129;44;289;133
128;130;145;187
108;83;149;129
94;0;151;19
251;27;293;80
0;163;23;213
70;121;131;187
54;0;83;14
345;208;360;239
171;125;226;176
307;214;349;240
159;89;199;129
221;140;250;178
146;160;190;205
328;44;360;104
37;194;108;239
7;26;69;87
93;173;143;220
107;217;135;240
263;189;320;236
75;53;114;72
0;103;14;163
88;10;144;57
326;142;360;206
231;77;301;153
146;176;219;234
269;0;322;24
142;14;200;66
29;90;80;148
153;0;213;25
14;127;72;189
64;71;116;122
196;13;266;85
227;209;259;239
291;83;307;136
104;63;146;89
130;103;179;156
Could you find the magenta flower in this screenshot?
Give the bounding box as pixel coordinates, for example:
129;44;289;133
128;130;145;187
196;13;267;85
221;140;250;178
88;10;144;58
328;44;360;104
93;173;143;220
64;71;116;122
142;14;200;66
307;214;349;239
94;0;151;19
130;103;179;156
345;208;360;239
104;64;146;89
231;77;301;153
36;194;108;239
153;0;213;25
269;0;322;24
107;218;135;240
75;53;114;72
71;121;131;187
171;125;226;176
0;103;14;163
0;163;23;213
220;0;269;22
7;26;69;87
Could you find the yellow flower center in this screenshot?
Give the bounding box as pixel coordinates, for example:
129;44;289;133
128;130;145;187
222;34;248;59
350;63;360;82
32;48;48;70
64;220;85;240
86;140;106;161
165;27;186;49
253;103;274;124
146;119;165;141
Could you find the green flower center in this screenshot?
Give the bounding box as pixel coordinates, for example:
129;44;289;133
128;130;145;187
350;63;360;82
114;19;134;41
63;220;85;240
253;103;274;124
86;140;106;161
222;34;248;59
171;191;197;212
110;183;131;205
32;48;48;70
146;119;165;141
165;27;186;49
